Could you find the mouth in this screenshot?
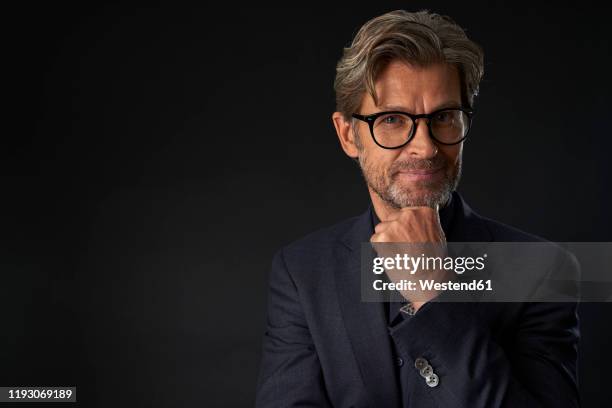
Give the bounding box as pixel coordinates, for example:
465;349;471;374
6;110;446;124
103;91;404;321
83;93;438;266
395;167;444;182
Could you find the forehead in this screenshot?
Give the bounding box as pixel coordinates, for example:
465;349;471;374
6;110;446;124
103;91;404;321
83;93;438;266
364;60;461;112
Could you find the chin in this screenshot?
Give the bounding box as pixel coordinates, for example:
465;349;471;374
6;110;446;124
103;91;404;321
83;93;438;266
388;185;450;208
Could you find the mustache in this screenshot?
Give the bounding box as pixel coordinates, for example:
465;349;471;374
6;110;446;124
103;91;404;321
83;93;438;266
390;156;447;174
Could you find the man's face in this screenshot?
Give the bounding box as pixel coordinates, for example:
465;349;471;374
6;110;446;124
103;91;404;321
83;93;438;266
353;61;464;209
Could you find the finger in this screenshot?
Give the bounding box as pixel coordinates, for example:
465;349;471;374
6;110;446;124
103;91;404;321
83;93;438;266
374;221;390;233
382;205;402;221
399;205;436;213
370;232;389;243
400;206;440;222
433;203;442;227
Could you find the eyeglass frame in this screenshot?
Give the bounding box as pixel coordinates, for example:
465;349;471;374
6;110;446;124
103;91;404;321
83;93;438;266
351;107;475;150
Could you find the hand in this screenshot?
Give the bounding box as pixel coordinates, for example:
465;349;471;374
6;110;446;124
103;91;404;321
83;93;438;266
371;206;446;244
370;206;451;310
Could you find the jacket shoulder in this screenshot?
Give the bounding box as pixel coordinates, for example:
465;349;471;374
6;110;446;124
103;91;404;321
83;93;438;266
479;216;548;242
281;212;364;256
269;212;366;287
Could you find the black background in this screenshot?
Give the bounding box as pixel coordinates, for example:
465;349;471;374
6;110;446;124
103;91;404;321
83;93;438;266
2;1;611;407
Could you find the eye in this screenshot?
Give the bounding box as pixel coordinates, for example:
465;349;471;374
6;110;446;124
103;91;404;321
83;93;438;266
373;113;412;132
435;111;452;123
380;114;405;126
385;115;399;124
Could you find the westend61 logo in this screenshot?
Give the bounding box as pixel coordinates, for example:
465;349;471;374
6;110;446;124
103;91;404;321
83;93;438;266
372;253;487;275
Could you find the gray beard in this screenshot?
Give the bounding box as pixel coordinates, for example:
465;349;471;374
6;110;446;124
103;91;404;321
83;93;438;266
358;151;462;209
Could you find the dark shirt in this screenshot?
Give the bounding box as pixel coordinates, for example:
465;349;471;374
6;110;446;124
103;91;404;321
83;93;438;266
370;193;457;407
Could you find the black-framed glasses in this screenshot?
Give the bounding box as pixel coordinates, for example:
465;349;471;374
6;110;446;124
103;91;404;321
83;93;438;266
351;107;474;149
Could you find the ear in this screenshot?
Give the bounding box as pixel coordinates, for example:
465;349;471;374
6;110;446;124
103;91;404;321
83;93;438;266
332;112;359;159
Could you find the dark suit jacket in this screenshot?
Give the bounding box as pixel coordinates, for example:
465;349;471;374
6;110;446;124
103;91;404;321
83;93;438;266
255;194;579;407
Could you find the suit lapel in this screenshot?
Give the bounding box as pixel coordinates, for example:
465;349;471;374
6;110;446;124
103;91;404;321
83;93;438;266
335;208;401;407
449;192;493;242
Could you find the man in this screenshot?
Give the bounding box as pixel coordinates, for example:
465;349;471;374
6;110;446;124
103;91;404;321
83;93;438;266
256;10;579;408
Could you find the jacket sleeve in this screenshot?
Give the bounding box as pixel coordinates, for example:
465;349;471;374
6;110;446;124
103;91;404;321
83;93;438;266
390;299;579;407
255;249;333;408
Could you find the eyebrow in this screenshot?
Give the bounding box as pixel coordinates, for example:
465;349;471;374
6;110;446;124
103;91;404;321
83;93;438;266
378;101;462;112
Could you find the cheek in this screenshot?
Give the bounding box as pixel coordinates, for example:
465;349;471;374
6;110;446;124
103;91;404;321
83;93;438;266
370;151;399;174
362;149;397;181
441;145;462;166
360;137;402;176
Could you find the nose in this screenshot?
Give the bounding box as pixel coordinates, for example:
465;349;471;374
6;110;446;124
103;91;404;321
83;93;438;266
401;118;438;159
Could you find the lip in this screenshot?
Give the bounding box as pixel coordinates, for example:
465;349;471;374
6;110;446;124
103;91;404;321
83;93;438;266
396;167;443;181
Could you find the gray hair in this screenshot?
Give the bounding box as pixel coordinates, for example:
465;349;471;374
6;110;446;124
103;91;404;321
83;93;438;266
334;10;484;120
